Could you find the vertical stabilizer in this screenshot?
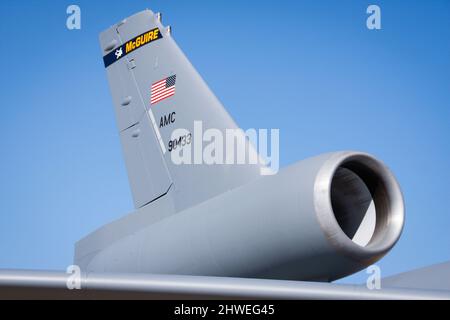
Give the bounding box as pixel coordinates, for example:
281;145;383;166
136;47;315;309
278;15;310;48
100;10;263;211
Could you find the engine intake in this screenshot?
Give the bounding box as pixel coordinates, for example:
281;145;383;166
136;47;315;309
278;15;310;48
315;152;404;266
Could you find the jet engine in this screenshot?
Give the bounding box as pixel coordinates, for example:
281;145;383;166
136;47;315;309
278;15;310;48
83;151;404;281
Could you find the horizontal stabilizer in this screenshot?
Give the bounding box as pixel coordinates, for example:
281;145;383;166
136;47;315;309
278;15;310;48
382;260;450;291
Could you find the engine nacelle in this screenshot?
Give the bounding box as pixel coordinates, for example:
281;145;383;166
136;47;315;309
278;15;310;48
82;151;404;281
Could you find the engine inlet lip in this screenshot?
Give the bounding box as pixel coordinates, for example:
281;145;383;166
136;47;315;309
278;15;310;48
314;151;405;262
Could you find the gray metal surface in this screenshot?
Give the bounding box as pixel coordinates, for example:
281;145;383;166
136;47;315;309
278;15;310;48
87;9;407;283
100;27;145;131
119;112;173;208
101;19;172;208
77;151;404;282
75;190;176;268
0;269;448;300
100;10;263;211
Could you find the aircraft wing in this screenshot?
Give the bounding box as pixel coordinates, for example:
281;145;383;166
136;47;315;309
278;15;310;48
1;264;449;300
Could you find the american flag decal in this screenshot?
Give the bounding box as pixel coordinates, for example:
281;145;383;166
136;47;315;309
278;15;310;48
151;75;176;105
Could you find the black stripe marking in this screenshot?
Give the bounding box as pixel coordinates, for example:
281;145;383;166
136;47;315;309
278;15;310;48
103;28;163;68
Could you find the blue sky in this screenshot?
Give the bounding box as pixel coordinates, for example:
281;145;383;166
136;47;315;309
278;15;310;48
0;0;449;284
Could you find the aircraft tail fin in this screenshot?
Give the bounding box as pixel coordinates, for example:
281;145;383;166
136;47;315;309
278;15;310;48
100;10;263;211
